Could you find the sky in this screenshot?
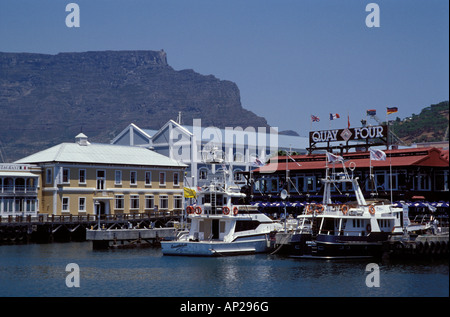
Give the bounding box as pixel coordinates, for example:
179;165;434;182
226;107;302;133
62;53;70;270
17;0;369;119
1;0;448;137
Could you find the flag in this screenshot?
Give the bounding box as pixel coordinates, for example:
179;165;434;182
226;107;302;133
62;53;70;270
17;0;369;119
387;107;398;115
367;109;376;116
251;157;264;167
184;187;197;198
369;148;386;161
311;115;320;122
329;113;340;120
326;152;343;163
347;115;350;128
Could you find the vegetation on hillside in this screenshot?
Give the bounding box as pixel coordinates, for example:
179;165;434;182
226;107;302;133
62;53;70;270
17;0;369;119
390;101;449;144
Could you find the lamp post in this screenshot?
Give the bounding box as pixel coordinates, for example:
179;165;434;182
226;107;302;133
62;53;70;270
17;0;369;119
95;200;100;230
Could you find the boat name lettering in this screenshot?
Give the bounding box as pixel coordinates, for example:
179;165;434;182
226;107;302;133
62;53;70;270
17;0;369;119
171;243;187;249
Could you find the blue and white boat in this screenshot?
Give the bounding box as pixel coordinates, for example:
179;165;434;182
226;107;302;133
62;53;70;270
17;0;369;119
161;148;282;256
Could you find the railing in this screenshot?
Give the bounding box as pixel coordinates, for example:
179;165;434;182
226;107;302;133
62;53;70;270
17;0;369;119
0;211;183;224
1;186;38;194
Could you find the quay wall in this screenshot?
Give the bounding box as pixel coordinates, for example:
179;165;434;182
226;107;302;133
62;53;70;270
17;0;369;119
0;212;181;245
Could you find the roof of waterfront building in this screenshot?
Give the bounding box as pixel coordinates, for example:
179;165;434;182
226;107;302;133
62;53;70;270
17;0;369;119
15;134;186;168
254;147;449;173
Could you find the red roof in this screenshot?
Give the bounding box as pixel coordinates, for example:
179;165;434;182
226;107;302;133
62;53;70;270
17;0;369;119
256;147;449;173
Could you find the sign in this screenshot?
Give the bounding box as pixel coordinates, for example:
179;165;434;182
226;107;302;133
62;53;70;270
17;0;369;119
309;125;387;144
0;164;29;171
308;125;388;154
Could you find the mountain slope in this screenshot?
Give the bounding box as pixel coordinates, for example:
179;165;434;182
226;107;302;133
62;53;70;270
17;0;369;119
392;101;449;144
0;50;269;162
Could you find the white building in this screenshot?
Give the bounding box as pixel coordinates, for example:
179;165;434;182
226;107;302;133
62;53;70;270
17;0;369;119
111;119;309;188
0;163;40;218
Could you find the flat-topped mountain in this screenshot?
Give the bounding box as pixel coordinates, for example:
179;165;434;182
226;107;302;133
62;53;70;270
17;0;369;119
0;50;269;162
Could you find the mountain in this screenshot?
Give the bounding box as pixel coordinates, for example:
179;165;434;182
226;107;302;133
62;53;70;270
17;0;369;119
391;101;449;145
0;50;269;162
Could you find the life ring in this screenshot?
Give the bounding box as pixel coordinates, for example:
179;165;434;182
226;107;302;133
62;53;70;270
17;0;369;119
316;204;324;214
223;206;230;215
233;206;239;216
368;205;376;215
186;206;194;214
340;205;349;215
195;206;202;215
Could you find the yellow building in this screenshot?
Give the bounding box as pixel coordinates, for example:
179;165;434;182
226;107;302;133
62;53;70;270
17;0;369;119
15;134;186;216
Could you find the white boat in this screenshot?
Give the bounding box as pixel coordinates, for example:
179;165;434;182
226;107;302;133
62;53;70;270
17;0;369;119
288;157;405;259
161;148;283;256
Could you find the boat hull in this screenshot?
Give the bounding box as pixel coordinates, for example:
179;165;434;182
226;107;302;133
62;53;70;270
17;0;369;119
161;235;271;256
288;233;386;259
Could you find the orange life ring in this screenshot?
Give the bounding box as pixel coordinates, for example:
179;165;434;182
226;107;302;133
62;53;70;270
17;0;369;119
195;206;202;215
369;205;376;215
223;206;230;215
233;206;239;215
341;204;349;215
316;204;324;214
306;205;313;214
186;206;194;214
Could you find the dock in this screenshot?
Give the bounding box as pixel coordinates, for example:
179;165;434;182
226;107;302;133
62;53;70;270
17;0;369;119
0;212;181;245
86;227;178;249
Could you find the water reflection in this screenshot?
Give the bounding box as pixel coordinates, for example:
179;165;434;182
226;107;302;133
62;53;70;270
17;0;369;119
0;242;448;297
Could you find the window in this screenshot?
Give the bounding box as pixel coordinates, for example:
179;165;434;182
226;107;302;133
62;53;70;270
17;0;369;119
79;197;86;212
435;171;449;191
174;195;182;209
79;169;86;184
173;172;179;186
115;171;122;185
199;169;208;180
270;178;279;193
159;172;166;186
96;170;105;190
4;199;13;212
46;168;52;184
25;199;36;212
145;195;154;210
115;195;124;210
130;195;139;209
159;195;168;210
130;171;137;185
62;197;69;212
62;168;70;183
416;173;430;191
233;170;243;182
305;176;315;192
145;171;152;186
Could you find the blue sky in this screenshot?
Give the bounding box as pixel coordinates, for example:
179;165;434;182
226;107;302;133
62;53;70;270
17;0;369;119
1;0;448;136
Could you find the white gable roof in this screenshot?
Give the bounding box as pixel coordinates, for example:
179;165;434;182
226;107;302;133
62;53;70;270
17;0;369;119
15;142;186;168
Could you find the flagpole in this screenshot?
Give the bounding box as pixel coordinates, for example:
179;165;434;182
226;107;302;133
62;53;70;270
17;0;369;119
389;150;393;203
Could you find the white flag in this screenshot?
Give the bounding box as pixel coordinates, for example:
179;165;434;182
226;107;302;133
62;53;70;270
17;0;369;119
370;148;386;161
326;152;343;163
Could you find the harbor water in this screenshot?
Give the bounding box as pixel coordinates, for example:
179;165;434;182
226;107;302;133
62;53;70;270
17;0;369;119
0;242;448;298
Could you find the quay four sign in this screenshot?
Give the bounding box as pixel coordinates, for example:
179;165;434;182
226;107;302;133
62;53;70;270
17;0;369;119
309;125;387;144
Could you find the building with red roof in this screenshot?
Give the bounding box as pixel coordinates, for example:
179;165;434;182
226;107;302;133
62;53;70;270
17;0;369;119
250;147;449;203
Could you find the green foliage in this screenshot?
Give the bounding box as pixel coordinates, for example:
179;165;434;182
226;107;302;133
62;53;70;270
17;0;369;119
392;101;449;144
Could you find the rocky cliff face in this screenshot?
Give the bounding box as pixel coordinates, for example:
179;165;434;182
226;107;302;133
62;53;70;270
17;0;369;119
0;50;269;162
